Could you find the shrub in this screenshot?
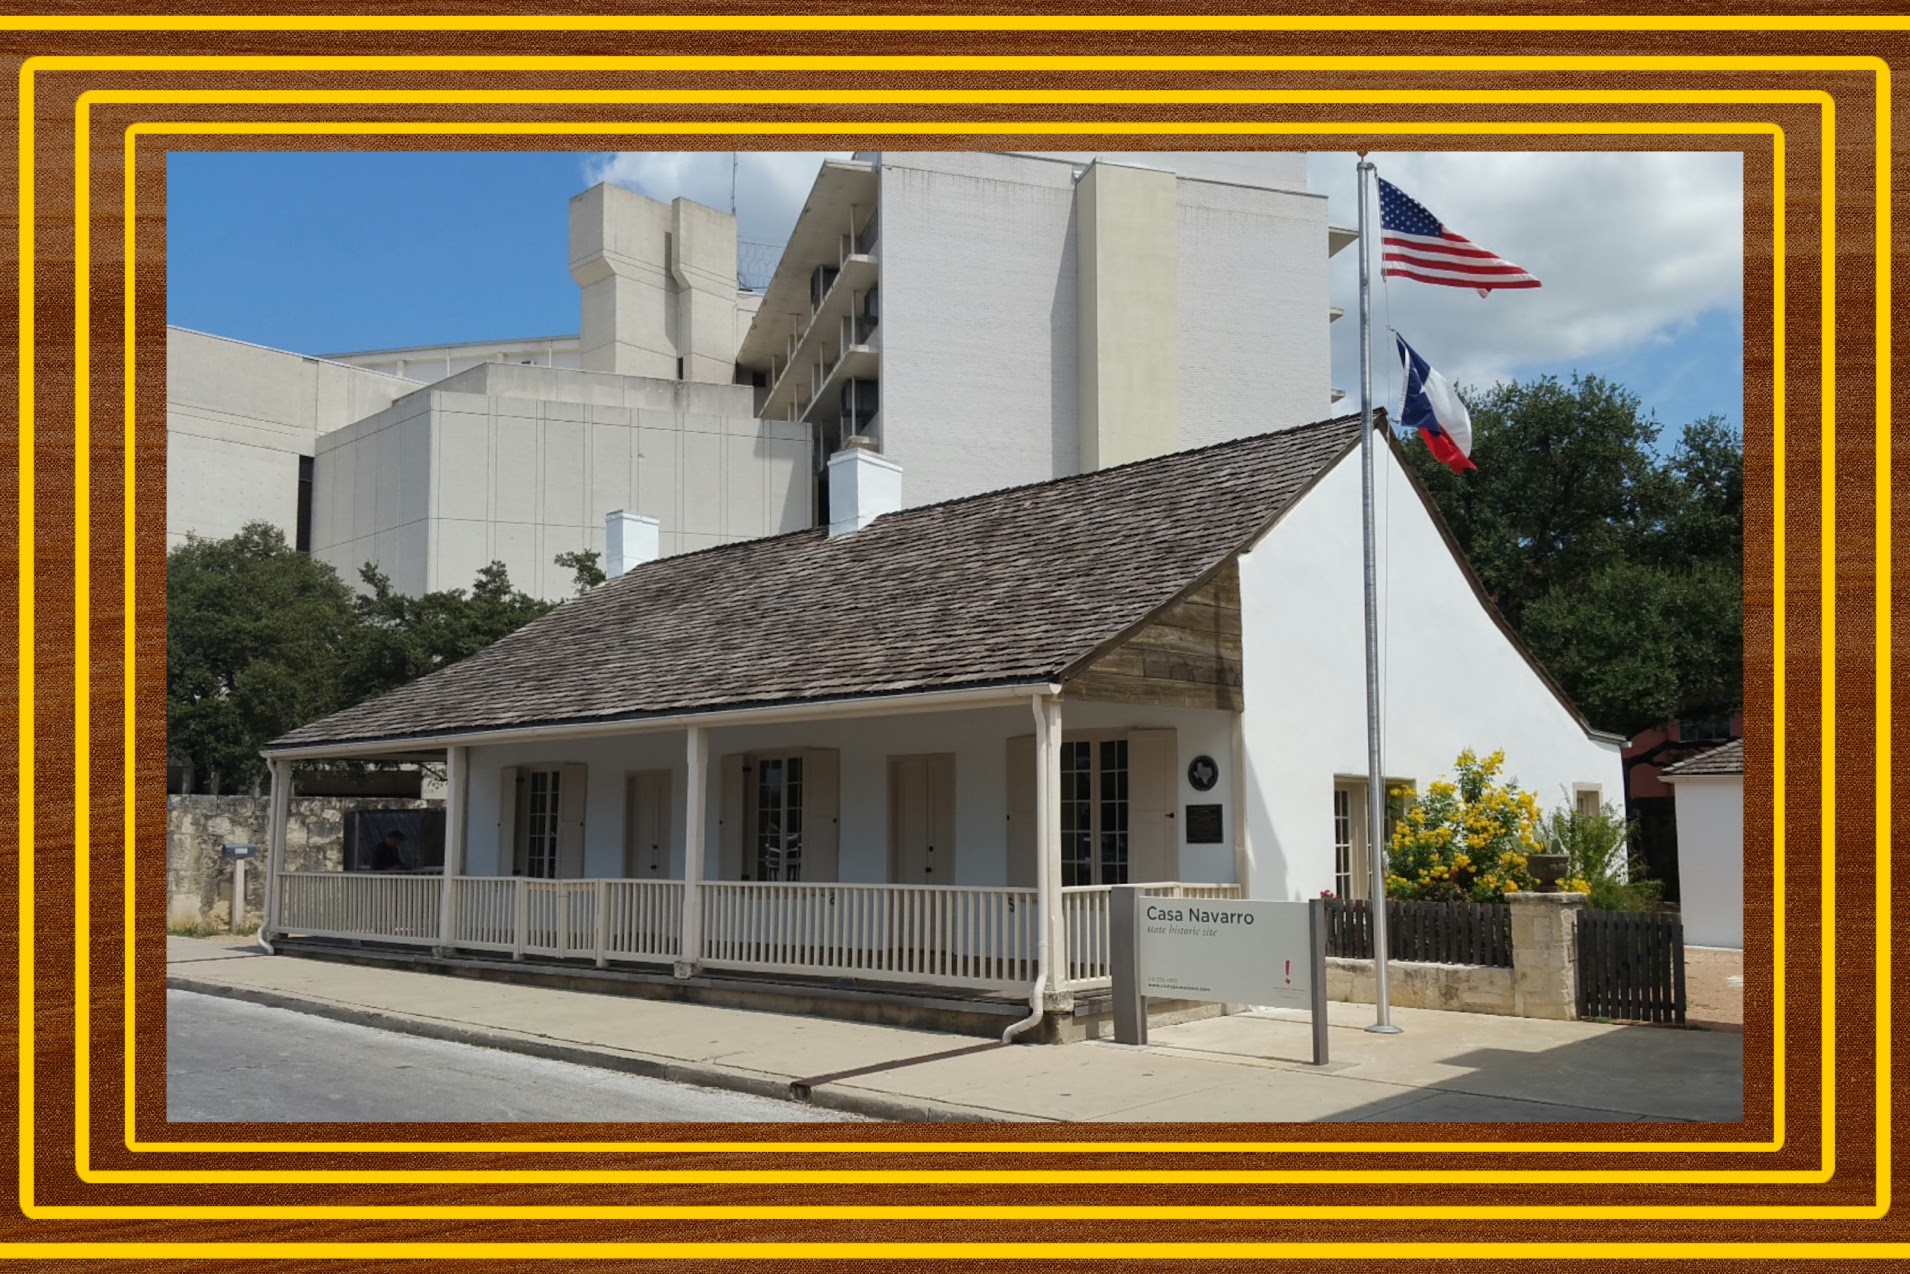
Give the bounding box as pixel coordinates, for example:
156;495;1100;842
1386;749;1543;902
1541;796;1663;911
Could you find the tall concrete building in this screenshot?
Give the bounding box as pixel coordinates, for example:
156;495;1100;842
166;150;1349;600
734;151;1352;514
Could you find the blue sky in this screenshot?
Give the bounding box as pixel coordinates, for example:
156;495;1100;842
169;149;1741;441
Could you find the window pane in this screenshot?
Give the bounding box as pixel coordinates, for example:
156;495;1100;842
1333;787;1352;898
1098;740;1128;885
1061;742;1092;888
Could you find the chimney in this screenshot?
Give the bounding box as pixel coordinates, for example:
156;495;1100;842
826;437;902;538
605;510;660;578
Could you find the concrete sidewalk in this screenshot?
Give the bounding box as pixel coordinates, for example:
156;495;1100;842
166;935;1743;1124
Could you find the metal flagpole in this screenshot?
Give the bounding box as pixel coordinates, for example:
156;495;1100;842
1356;153;1401;1035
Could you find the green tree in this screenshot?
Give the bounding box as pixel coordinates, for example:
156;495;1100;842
343;560;553;704
166;522;357;791
1401;374;1742;736
1667;413;1744;566
1520;559;1742;739
554;548;607;595
1403;373;1683;628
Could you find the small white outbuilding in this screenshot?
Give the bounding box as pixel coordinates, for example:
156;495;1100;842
1661;738;1745;950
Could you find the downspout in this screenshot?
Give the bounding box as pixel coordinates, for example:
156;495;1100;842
1002;693;1053;1043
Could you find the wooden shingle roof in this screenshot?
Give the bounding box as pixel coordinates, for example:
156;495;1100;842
270;414;1364;751
1661;737;1743;777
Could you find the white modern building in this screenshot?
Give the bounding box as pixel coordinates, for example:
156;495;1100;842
736;151;1350;515
167;151;1349;599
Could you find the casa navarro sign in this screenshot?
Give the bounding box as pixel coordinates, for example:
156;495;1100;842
1138;897;1313;1009
1143;902;1258;928
1107;887;1330;1064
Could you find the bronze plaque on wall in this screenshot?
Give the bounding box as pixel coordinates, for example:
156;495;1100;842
1185;804;1224;844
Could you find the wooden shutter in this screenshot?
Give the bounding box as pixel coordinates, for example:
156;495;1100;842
497;765;521;876
1128;728;1178;883
800;748;841;882
718;753;746;880
1006;734;1035;889
555;763;588;878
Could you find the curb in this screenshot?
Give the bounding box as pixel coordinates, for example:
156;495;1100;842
167;975;1030;1124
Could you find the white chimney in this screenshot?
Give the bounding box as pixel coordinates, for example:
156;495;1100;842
605;510;660;578
826;437;903;537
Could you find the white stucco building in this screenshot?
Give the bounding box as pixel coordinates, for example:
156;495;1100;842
259;416;1623;1037
167;151;1349;599
1661;739;1744;949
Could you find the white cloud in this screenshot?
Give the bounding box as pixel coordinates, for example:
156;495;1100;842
581;150;854;247
1306;151;1743;395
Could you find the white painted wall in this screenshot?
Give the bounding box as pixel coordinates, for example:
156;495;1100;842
1012;150;1310;192
312;377;809;600
1237;443;1624;902
166;327;420;548
459;700;1241;887
877;152;1082;506
1176;179;1334;439
1669;775;1744;949
868;151;1335;508
322;336;583;381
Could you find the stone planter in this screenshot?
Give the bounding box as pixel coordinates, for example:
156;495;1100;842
1527;853;1569;889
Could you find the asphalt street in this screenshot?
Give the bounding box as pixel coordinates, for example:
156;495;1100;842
166;989;865;1122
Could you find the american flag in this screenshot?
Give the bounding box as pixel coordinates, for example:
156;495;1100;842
1377;176;1540;296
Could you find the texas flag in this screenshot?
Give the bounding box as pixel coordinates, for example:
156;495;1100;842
1395;333;1476;473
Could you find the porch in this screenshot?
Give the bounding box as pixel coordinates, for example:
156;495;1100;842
271;872;1244;998
260;670;1252;1038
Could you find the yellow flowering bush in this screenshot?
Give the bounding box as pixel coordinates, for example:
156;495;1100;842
1385;749;1542;903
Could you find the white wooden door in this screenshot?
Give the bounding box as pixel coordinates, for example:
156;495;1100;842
890;754;955;885
1128;728;1178;883
624;770;672;877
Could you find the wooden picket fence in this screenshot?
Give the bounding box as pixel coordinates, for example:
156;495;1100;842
1576;907;1686;1025
1323;897;1513;968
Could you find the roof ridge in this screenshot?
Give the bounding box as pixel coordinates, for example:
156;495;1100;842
861;411;1364;527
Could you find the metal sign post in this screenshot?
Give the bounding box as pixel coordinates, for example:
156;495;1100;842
1309;896;1330;1066
222;843;257;933
1110;885;1147;1046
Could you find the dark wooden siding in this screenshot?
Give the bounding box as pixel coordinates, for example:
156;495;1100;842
1064;561;1243;710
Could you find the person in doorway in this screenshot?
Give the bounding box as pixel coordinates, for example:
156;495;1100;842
373;829;406;872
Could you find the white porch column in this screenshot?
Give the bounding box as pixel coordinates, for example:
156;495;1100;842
1036;695;1065;996
676;725;708;978
260;757;292;947
437;746;467;953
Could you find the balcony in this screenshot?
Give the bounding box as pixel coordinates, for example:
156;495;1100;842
759;256;879;423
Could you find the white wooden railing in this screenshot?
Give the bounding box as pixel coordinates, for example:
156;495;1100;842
1058;881;1247;991
276;871;443;946
699;881;1039;991
446;877;684;964
274;872;1238;995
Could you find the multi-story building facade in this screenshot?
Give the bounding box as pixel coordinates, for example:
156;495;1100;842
166;151;1350;599
735;151;1351;516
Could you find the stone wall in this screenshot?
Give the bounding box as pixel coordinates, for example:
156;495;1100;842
1326;893;1587;1020
166;795;438;929
1326;956;1518;1015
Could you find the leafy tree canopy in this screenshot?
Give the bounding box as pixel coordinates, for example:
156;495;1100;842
1400;373;1742;738
169;523;555;789
167;523;357;791
554;548;607;596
